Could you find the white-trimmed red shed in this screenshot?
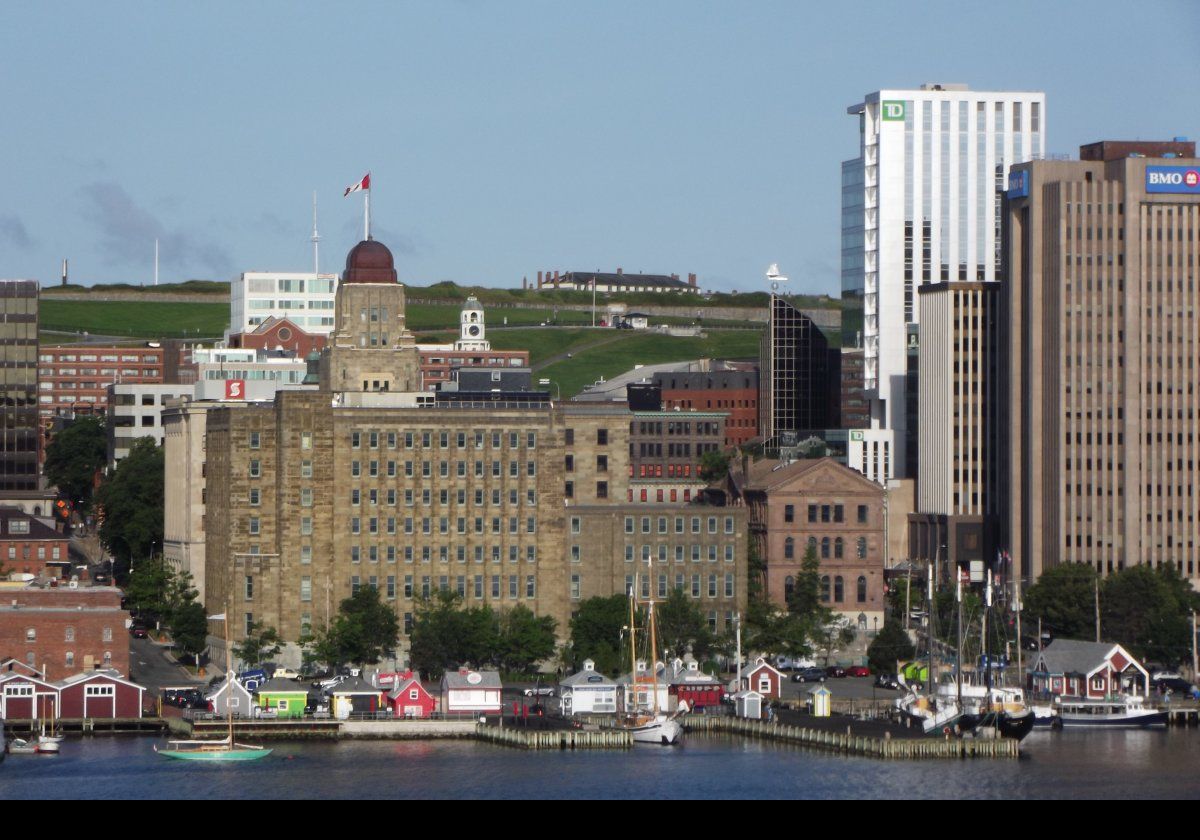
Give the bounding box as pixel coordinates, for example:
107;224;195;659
388;677;437;719
739;657;785;700
0;672;59;720
55;669;146;719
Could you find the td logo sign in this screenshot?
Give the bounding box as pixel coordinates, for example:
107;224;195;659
881;101;906;121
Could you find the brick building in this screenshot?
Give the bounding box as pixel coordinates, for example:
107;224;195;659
734;457;886;628
226;317;328;358
38;344;164;421
0;584;129;677
654;364;758;448
0;506;70;579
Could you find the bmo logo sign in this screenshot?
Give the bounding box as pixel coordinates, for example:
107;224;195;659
1146;165;1200;194
225;379;246;400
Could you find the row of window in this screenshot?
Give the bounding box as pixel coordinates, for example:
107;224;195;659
24;626;114;642
348;459;539;480
783;503;871;525
567;573;736;602
618;515;736;536
784;574;870;604
349;430;539;451
783;536;869;560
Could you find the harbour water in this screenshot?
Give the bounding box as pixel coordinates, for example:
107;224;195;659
3;728;1199;799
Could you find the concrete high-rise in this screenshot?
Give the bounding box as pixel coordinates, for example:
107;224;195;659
842;84;1045;480
1003;139;1200;588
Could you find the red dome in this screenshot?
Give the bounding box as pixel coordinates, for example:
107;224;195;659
343;239;397;284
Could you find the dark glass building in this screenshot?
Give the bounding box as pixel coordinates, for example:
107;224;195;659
0;281;40;491
759;295;840;449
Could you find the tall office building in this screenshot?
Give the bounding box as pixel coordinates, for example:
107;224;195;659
842;84;1045;479
910;281;1001;580
1003;139;1199;587
759;294;840;450
0;281;40;491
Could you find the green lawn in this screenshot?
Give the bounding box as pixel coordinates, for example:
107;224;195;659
40;300;230;339
537;329;762;397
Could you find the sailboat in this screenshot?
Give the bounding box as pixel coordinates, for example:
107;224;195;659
621;568;684;746
156;608;272;761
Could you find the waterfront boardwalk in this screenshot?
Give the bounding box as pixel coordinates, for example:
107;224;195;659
688;715;1020;759
475;722;632;750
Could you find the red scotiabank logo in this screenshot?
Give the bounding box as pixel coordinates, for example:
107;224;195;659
1187;170;1200;188
225;379;245;400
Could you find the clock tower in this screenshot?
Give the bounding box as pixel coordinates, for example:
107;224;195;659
455;296;490;352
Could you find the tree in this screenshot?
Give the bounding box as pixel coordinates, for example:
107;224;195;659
787;544;823;620
698;450;731;483
656;588;715;662
565;594;633;675
1024;562;1098;641
407;590;503;678
1102;564;1200;665
44;415;107;510
867;621;916;674
95;437;163;584
234;621;282;668
172;602;209;664
327;585;400;667
495;606;557;674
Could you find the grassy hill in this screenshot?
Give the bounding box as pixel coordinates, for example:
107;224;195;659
40;300;230;339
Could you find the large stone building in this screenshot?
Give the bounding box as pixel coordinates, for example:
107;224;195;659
734;457;886;629
1002;140;1200;587
199;239;746;666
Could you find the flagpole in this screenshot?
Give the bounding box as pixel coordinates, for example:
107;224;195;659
364;172;371;241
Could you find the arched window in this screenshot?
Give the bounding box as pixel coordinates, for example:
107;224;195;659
784;537;795;560
857;537;867;559
834;537;844;559
857;576;868;603
821;537;831;559
784;576;795;601
834;576;845;603
808;536;818;554
820;575;830;603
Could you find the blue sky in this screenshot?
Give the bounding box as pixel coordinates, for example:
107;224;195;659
1;1;1197;296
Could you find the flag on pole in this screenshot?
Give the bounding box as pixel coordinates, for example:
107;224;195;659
344;172;371;196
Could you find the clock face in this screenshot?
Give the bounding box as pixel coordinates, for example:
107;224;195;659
467;325;481;337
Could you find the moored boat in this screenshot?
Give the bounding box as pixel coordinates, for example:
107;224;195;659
1055;695;1167;729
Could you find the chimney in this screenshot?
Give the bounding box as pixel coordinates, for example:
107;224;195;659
553;270;560;288
537;270;543;288
522;276;527;290
688;273;697;287
616;267;623;275
62;259;68;286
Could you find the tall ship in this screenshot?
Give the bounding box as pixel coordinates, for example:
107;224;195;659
620;569;684;746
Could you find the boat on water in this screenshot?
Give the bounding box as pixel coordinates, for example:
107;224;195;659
156;608;271;762
155;736;272;761
6;736;58;755
1055;695;1167;729
619;567;685;746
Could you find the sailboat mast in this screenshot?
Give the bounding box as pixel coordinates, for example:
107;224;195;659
983;570;993;694
628;577;638;714
926;563;934;697
225;605;233;745
956;575;963;710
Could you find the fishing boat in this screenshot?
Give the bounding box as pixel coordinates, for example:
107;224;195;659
620;568;684;746
6;736;58;755
156;608;271;761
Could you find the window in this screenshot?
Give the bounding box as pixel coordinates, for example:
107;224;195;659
857;505;868;524
857;576;867;603
244;576;254;600
249;459;261;478
784;537;795;559
784;504;794;523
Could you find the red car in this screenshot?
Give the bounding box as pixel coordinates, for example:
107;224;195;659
846;665;871;678
130;627;148;639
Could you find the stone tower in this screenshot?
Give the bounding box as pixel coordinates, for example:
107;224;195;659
319;238;421;393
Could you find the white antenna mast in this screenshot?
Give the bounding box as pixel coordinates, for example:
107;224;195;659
154;239;159;286
311;191;321;276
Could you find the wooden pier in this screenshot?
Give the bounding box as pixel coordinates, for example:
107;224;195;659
1166;706;1200;727
3;718;166;736
474;722;632;750
686;715;1020;760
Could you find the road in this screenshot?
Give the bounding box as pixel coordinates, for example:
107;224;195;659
129;636;204;694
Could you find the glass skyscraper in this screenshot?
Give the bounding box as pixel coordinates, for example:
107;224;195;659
0;280;40;491
841;84;1045;480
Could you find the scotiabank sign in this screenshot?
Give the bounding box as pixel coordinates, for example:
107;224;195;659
1146;165;1200;194
225;379;246;400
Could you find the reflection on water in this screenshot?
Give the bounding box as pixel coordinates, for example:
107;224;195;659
1;729;1198;799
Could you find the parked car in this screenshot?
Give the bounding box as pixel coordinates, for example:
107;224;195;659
825;665;847;679
790;667;827;684
875;673;902;690
271;667;302;681
523;686;556;697
846;665;871;678
130;627;148;639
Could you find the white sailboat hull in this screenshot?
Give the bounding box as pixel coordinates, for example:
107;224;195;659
629;716;683;746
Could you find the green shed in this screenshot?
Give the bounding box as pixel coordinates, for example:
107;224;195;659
253;678;309;719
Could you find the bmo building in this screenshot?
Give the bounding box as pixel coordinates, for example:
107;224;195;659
1002;138;1200;588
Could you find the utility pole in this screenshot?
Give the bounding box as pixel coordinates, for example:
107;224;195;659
1192;611;1197;683
1094;576;1101;643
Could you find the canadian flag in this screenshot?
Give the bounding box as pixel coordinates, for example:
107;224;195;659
344;172;370;196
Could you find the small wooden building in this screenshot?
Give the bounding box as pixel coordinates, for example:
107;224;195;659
388;677;437;719
1029;640;1150;700
206;676;253;718
667;657;725;712
740;657;785;700
56;670;145;719
734;689;764;720
560;659;618;716
253;678;308;719
329;676;384;719
440;668;502;716
0;672;59;720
